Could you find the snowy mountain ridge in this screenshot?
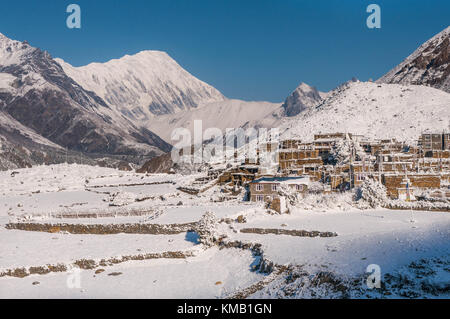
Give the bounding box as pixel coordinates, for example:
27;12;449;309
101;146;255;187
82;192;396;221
55;51;225;119
0;32;35;66
378;26;450;93
55;49;286;144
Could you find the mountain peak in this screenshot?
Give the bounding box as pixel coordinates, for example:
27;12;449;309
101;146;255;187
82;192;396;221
0;32;35;67
296;82;316;92
134;49;170;57
102;50;172;65
282;82;325;117
378;26;450;93
56;49;225;118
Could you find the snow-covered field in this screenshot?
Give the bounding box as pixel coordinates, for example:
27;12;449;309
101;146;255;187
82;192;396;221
0;164;449;299
0;247;263;299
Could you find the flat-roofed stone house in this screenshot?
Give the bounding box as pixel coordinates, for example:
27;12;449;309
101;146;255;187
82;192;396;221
249;176;310;203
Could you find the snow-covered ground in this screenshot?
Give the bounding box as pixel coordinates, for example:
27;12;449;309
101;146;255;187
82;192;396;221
227;208;450;276
0;231;197;270
0;248;264;299
280;81;450;143
0;164;449;299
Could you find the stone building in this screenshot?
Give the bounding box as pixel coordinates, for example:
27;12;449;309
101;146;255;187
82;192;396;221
249;176;310;203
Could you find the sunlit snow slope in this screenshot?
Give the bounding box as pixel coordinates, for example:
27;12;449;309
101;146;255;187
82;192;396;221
280;81;450;143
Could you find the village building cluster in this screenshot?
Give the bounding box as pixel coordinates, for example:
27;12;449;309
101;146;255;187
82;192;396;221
216;132;450;209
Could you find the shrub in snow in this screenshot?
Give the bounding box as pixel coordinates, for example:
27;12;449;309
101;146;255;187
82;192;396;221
308;181;325;194
277;184;301;207
295;191;355;211
195;211;221;246
357;179;389;208
329;136;365;165
415;189;449;204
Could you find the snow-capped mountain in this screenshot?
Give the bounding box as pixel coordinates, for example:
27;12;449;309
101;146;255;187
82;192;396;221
2;28;450;171
378;26;450;93
55;50;284;144
280;81;450;143
0;32;171;159
282;82;327;117
55;51;225;119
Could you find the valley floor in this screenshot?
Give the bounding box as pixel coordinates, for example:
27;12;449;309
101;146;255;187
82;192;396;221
0;164;448;299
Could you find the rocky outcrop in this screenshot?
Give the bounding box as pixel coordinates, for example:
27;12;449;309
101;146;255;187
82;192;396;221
137;152;174;174
378;26;450;93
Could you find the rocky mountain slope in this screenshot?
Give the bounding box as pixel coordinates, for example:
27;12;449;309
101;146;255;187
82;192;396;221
55;51;225;119
0;32;171;161
378;26;450;93
282;82;327;117
0;110;63;170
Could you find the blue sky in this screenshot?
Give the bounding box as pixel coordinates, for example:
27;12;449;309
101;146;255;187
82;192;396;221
0;0;449;102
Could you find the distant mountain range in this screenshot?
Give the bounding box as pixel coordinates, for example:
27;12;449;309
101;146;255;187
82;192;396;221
0;26;449;170
0;33;171;161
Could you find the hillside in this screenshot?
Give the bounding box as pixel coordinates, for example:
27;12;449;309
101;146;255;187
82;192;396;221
280;81;450;143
